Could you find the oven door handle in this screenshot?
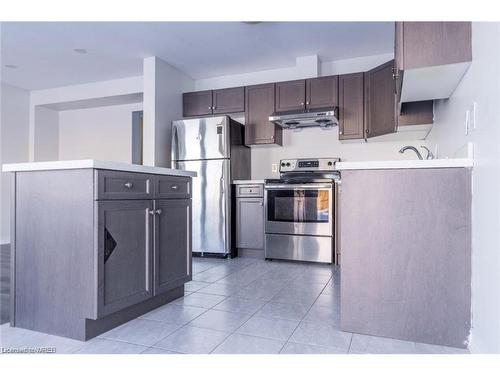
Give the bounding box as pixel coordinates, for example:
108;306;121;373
264;184;333;190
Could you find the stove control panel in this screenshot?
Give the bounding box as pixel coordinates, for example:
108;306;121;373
279;158;339;173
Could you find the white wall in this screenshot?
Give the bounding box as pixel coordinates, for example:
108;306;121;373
143;56;194;167
426;22;500;353
33;106;59;161
0;83;30;244
58;103;143;163
194;52;429;180
29;76;143;162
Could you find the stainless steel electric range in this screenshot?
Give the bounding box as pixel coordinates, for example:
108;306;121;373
264;158;340;264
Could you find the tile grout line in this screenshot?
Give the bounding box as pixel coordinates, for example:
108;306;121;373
145;258;267;353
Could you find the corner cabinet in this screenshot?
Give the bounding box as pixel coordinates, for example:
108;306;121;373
338;72;365;140
245;83;282;146
364;60;397;138
10;167;193;341
395;22;472;102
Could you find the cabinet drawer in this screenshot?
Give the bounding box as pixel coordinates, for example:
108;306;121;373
236;184;263;198
95;170;152;200
155;176;191;199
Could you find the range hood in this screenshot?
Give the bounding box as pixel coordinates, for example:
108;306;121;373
269;108;339;129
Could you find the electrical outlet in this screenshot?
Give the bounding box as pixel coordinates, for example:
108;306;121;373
271;163;278;173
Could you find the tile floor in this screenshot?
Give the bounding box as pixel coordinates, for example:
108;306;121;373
0;257;469;354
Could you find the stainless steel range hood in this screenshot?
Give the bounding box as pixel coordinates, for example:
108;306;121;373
269;108;338;129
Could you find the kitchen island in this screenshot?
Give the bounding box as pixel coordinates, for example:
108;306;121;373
3;160;196;341
337;159;472;348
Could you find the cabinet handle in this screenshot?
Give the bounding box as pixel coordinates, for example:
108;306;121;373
124;182;133;189
300;102;305;106
148;210;155;215
155;209;163;215
306;101;310;105
171;185;178;190
259;202;263;206
213;106;216;110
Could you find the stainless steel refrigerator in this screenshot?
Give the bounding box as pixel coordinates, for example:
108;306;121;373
171;116;251;256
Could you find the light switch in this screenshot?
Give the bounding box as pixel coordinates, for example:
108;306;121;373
271;163;278;173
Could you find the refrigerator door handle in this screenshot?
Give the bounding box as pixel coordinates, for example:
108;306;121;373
171;124;179;165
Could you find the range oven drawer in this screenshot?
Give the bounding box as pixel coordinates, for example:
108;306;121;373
265;233;333;263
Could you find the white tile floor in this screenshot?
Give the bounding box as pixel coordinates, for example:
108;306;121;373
0;257;469;354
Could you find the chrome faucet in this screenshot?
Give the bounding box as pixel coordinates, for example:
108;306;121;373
399;146;435;160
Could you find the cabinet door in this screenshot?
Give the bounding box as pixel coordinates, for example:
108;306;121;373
236;197;264;249
306;76;339;109
275;80;306;113
96;200;153;317
245;83;282;145
213;87;245;114
183;91;213;117
154;199;192;295
364;60;397;138
338;73;365;140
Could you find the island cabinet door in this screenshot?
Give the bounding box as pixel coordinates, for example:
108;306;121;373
153;199;192;295
95;200;153;318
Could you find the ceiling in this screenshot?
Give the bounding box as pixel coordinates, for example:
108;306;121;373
1;22;394;91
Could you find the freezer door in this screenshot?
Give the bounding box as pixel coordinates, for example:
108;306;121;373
172;117;230;162
176;159;231;254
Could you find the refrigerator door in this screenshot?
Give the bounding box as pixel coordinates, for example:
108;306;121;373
172;117;230;162
176;159;231;255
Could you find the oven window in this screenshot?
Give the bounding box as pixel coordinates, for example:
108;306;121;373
267;189;330;223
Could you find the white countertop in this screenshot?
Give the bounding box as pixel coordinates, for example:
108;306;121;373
336;158;473;170
2;160;197;177
233;179;265;184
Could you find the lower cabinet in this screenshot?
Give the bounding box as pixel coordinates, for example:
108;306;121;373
235;184;265;253
236;197;264;249
95;186;192;317
154;199;192;295
96;200;153;317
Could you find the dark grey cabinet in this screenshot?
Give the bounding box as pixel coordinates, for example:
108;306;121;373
235;184;264;253
96;200;153;317
395;22;472;102
275;79;307;112
183;87;245;117
306;76;339;109
275;76;339;113
154;199;192;295
338;72;365;140
183;90;213;117
236;198;264;249
10;168;192;341
213;87;245;114
245;83;282;146
364;60;397;138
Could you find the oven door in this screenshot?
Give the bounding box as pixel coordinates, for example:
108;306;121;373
264;184;333;236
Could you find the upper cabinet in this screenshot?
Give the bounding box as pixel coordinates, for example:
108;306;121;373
364;60;397;138
275;79;306;112
245;83;282;146
183;90;213;117
275;76;339;113
338;73;365;140
395;22;472;103
183;87;245;117
306;76;339;110
212;87;245;114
